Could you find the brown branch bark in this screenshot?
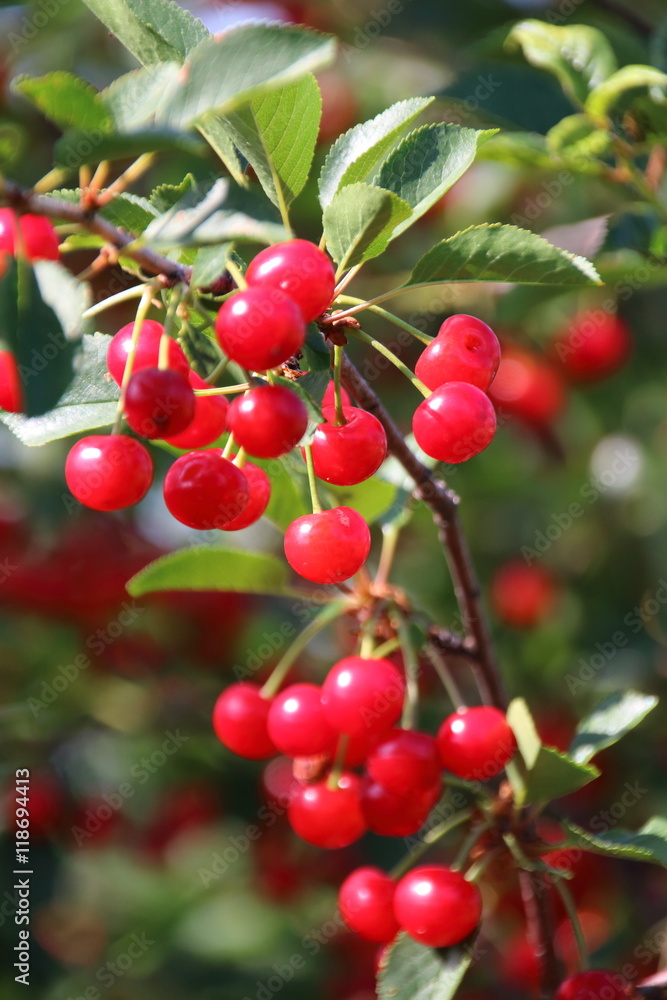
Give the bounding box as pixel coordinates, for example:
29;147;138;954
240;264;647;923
519;870;563;999
0;182;191;286
340;354;507;711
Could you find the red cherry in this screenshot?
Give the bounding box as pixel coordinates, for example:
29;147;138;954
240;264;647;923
412;382;496;464
415;315;500;391
339;867;399;943
287;772;366;848
555;311;631;381
267;683;337;757
556;971;626;1000
437;707;516;781
361;778;441;837
0;208;60;261
163;449;249;530
65;435;153;511
215;286;305;371
311;406;387;485
124;367;195;439
393;865;482;948
488;346;566;425
322;380;351;409
342;728;382;768
491;561;557;628
245;239;335;323
0;350;23;412
367;729;441;796
163;371;228;449
220;458;270;531
228;385;307;458
212;682;276;760
284;506;371;584
321;656;404;738
107;320;190;386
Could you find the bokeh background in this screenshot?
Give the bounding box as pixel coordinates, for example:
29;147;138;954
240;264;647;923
1;0;667;997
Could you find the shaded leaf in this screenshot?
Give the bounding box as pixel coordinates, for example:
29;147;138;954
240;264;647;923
319;96;433;209
377;930;474;1000
191;244;232;289
13;72;112;133
301;324;331;372
569;691;658;765
102;64;181;133
51;189;158;235
79;0;208;66
323;183;411;269
54;126;203;167
563;817;667;868
127;547;298;597
327;477;398;526
586;65;667;121
546;113;612;161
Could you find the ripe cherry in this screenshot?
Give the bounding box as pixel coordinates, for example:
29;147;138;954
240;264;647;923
215;286;305;371
228;385;308;458
554;311;631;382
321;656;404;738
322;380;351;409
0;350;23;412
212;682;276;760
361;778;441;837
491;560;557;628
267;683;337;757
163;371;228;450
488;346;565;425
437;707;516;781
163;449;249;530
124;367;195;439
415;315;500;392
107;320;190;386
0;208;60;261
284;506;371;584
556;971;626;1000
367;729;441;796
311;406;387;485
245;239;335;323
412;382;496;464
338;867;399;943
393;865;482;948
288;772;366;848
220;458;270;531
65;435;153;511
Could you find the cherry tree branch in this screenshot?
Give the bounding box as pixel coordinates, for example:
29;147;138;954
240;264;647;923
519;870;563;999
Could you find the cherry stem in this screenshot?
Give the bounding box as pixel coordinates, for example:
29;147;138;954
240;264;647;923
303;443;323;514
112;282;158;434
222;433;236;460
371;636;401;659
334;295;433;346
225;257;247;290
158;285;184;370
194;383;250;396
260;600;350;699
95;152;157;208
345;328;430;397
332;344;347;426
83;284;149;319
395;612;419;730
359;630;376;658
266;369;278;387
326;734;350;790
390;808;474;879
233;448;247;469
552;877;589;972
424;643;466;710
205;356;231;385
334;261;363;291
451;819;493;872
519;868;563;997
375;522;401;589
464;849;498;883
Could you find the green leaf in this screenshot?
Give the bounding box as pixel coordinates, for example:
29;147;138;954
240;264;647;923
256;459;309;530
196;114;248;186
127;548;298;597
13;72;112;133
191;244;232;289
506;20;617;106
34;260;91;343
54;126;203;168
563;817;667;869
319;96;434;209
377;931;474;1000
323;183;412;269
301;324;331;372
569;691;658;765
586;65;667;121
405;223;602;287
102;64;181;133
507;698;599;805
154;24;335;129
327;477;398;526
374;123;496;239
51;189;158;235
150;174;197;213
546;113;612;161
0;333;118;446
220;75;322;208
0;259;77;418
79;0;208;67
0;122;25;169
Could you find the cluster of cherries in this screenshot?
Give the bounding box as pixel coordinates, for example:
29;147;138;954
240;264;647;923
213;659;517;948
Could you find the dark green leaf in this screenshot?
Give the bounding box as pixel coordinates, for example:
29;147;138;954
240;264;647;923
13;72;112;133
220;75;322;208
127;548;299;597
406;223;601;287
54;127;203;168
319;96;434;209
196;114;248;186
563;817;667;868
546;114;612;161
301;324;331;372
377;931;474;1000
569;691;658;765
79;0;208;66
154;24;335;128
586;65;667;121
506;20;617;105
323;183;411;269
0;333;118;446
255;458;309;530
0;122;25;169
191;245;232;289
327;477;398;525
374;123;496;238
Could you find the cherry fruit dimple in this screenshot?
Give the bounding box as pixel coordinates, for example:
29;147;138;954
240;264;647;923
415;314;500;391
